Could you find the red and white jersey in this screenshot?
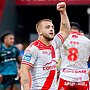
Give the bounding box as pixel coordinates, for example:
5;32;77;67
60;31;90;82
22;33;64;90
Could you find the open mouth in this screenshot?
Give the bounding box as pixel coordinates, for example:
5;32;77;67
49;33;54;35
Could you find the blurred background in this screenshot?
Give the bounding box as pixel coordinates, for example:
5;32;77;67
0;0;90;48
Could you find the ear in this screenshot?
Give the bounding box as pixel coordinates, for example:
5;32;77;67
38;29;42;35
4;37;7;43
39;32;42;35
38;32;42;36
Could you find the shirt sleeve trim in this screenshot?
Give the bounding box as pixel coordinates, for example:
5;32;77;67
57;34;64;44
21;61;34;67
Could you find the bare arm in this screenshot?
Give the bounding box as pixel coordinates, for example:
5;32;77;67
57;2;70;40
0;74;3;83
21;64;31;90
17;56;22;64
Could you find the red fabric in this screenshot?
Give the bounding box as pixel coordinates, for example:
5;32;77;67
16;0;90;5
58;78;89;90
0;0;6;21
41;70;55;90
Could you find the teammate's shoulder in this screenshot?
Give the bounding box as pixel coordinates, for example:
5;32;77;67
83;35;90;40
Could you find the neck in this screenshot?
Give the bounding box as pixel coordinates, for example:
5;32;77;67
71;30;79;32
38;37;51;46
3;43;10;48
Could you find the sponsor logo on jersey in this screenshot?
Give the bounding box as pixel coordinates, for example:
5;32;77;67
62;69;86;73
64;81;86;86
72;35;78;38
2;58;16;62
7;51;11;54
1;53;6;56
42;51;51;55
22;53;32;62
70;41;79;45
43;60;56;70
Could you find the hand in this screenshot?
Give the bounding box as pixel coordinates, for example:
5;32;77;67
18;69;21;78
0;74;3;83
57;2;66;12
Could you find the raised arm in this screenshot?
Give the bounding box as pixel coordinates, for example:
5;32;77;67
57;2;70;40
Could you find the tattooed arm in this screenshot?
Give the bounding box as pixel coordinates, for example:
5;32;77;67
57;2;70;40
21;64;31;90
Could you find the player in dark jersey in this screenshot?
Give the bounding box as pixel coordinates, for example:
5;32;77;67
0;32;22;90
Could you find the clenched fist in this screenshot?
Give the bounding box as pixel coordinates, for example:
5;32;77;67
57;2;66;12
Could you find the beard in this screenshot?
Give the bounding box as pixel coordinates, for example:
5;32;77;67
42;34;54;41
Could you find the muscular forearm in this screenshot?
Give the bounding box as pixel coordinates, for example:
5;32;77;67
57;2;70;40
21;71;31;90
60;10;70;33
21;65;31;90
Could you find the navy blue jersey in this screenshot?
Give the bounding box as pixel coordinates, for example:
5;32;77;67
0;44;21;75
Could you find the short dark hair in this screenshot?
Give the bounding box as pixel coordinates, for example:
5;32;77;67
70;22;80;31
0;32;14;43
